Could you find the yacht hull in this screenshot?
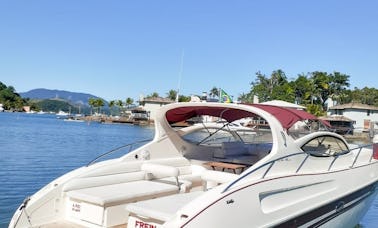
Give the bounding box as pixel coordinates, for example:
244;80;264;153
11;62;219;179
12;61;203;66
178;163;378;228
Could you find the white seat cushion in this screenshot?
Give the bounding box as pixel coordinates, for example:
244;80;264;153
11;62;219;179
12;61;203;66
201;170;238;184
67;180;179;207
141;163;179;179
126;191;203;222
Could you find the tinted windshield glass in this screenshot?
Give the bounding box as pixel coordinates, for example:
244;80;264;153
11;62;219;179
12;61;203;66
301;136;349;156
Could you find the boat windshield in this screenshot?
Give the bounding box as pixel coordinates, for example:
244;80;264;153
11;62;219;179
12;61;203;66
175;117;273;165
168;106;273;147
287;119;330;139
180;121;272;146
301;135;349;156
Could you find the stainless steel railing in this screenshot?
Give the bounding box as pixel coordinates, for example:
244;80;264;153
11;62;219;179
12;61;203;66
86;138;153;166
222;143;377;193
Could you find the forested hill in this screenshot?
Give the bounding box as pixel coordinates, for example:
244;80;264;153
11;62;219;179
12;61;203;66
20;88;102;106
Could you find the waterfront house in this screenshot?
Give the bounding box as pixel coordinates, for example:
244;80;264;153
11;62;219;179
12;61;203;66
138;96;174;120
327;103;378;132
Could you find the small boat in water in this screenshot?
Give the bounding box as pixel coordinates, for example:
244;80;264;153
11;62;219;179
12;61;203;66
56;110;69;116
9;102;378;228
63;116;85;122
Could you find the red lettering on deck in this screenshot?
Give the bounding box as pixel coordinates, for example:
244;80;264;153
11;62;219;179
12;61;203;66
135;220;157;228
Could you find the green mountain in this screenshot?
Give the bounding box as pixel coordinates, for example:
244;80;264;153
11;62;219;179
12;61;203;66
20;88;102;106
32;99;92;114
20;88;110;114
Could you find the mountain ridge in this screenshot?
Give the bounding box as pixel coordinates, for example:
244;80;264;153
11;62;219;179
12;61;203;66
20;88;104;106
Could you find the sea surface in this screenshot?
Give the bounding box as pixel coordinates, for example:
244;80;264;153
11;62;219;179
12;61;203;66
0;112;154;227
0;112;377;227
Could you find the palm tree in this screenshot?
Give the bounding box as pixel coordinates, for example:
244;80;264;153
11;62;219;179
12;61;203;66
90;98;104;115
88;98;96;115
125;97;134;108
167;90;177;101
95;98;105;114
146;92;159;98
109;100;115;116
117;100;123;115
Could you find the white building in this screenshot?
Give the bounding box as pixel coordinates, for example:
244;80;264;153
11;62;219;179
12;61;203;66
138;96;174;120
0;104;4;112
260;100;306;110
328;103;378;132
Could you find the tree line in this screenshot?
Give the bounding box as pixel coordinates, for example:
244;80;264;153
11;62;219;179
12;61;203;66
0;82;25;111
238;70;378;115
147;90;191;102
87;97;135;115
2;73;378;116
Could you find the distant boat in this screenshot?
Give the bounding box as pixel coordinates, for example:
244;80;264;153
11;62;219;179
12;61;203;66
64;116;85;122
56;110;70;119
56;110;69;116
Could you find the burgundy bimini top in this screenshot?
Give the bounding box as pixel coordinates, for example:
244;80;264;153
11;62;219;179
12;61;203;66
165;103;330;130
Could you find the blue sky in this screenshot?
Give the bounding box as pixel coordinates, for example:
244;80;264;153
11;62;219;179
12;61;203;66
1;0;377;102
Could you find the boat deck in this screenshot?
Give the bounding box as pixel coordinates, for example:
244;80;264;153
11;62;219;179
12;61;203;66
41;221;126;228
40;221;85;228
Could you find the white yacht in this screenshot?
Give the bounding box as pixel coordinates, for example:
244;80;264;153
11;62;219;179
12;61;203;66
9;102;378;228
56;110;70;116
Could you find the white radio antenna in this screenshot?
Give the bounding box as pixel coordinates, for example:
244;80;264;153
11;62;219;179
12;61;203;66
176;49;184;102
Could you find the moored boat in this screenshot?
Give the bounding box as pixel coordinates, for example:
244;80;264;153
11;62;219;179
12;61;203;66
9;102;378;228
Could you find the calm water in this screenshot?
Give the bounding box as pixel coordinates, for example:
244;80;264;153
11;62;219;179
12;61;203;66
0;112;154;227
0;112;377;227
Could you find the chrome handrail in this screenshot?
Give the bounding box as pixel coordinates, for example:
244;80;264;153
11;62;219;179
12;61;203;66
222;143;376;193
350;147;363;168
86;138;153;166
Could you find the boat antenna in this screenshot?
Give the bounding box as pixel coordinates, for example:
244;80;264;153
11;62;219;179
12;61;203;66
176;49;184;102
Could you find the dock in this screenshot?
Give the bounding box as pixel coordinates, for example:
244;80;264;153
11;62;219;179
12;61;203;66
68;115;153;125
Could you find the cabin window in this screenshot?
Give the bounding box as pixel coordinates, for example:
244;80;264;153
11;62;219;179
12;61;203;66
367;110;370;116
301;136;349;157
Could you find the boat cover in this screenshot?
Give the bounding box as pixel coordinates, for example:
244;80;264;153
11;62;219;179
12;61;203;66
165;104;330;129
166;106;254;124
251;104;331;129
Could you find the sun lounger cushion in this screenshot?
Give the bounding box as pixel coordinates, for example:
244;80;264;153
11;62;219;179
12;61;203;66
141;163;180;180
143;158;206;189
201;170;238;184
66;180;179;207
62;171;147;192
126;191;203;222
